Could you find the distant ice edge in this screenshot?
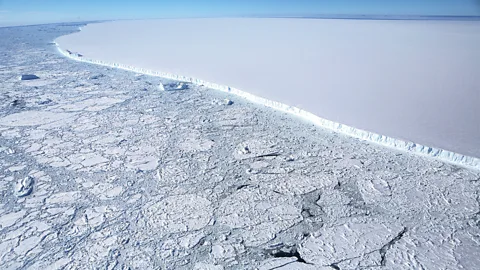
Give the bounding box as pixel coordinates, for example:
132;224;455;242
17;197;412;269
55;43;480;171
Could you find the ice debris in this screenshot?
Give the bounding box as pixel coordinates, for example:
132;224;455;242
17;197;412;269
159;82;189;91
19;74;39;80
14;176;34;197
10;99;25;107
88;74;105;80
212;98;234;106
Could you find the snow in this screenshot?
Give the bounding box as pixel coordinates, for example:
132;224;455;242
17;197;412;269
54;18;480;169
2;23;480;269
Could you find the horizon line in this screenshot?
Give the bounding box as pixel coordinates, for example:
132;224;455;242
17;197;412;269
2;14;480;28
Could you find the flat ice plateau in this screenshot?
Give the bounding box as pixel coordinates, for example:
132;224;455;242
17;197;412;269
55;19;480;168
1;22;480;269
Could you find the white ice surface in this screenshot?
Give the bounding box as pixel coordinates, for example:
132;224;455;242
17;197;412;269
55;19;480;169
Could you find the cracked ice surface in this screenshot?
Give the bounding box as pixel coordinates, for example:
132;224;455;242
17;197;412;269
0;23;480;270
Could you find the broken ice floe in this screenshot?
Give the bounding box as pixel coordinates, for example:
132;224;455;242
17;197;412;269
14;176;34;197
299;221;406;266
0;111;74;126
37;98;53;105
144;194;213;235
212;98;234;106
234;139;280;160
9;99;25;108
19;74;39;80
88;73;104;80
216;187;302;246
158;82;189;91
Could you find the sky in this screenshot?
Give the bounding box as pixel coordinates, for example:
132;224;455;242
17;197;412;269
0;0;479;26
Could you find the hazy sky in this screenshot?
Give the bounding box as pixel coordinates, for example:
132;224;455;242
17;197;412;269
1;0;479;26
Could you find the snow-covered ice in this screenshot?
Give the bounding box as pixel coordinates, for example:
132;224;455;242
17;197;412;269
0;22;479;269
55;18;480;169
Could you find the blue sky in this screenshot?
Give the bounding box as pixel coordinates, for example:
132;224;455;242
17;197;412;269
1;0;479;26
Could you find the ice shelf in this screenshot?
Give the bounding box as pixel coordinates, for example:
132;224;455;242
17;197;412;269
55;42;480;171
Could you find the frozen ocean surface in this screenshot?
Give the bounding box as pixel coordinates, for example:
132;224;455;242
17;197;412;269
1;22;480;269
55;18;480;163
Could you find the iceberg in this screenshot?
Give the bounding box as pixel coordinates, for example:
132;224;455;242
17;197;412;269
54;19;480;170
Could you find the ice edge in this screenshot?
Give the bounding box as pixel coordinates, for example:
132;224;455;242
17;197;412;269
54;42;480;171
